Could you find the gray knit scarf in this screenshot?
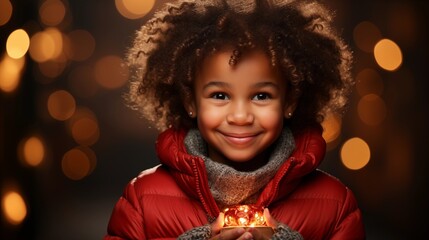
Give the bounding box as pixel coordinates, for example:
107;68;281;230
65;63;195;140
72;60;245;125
184;128;295;209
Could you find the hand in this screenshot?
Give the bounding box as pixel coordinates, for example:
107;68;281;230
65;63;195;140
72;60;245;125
263;208;279;227
246;209;277;240
209;213;253;240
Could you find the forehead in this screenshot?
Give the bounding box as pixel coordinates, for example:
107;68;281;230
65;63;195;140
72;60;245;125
197;49;282;83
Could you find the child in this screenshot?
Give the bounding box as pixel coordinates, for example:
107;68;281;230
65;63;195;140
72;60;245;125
104;0;365;239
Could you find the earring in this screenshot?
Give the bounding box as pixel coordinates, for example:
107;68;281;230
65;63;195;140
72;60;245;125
189;111;193;117
287;112;293;118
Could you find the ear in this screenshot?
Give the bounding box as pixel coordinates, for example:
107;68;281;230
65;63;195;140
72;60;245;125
183;97;197;118
284;101;297;119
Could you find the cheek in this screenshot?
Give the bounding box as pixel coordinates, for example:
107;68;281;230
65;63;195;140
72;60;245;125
255;107;284;129
197;105;223;128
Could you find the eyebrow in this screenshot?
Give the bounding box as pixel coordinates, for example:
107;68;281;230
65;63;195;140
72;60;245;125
202;81;279;90
202;81;230;90
252;81;280;89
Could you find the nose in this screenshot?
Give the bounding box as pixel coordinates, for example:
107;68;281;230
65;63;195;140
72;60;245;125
226;101;254;125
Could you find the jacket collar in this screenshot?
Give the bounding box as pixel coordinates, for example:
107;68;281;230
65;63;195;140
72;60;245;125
155;125;326;217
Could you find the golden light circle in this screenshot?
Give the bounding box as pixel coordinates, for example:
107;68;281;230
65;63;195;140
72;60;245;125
0;54;25;93
115;0;155;19
1;191;27;225
38;60;67;78
20;136;45;167
66;107;100;146
94;55;128;89
0;0;13;26
29;28;63;62
6;29;30;59
65;30;96;61
321;112;342;144
357;94;387;126
47;90;76;121
355;68;384;97
62;147;96;180
353;21;382;53
374;39;402;71
39;0;66;26
340;137;371;170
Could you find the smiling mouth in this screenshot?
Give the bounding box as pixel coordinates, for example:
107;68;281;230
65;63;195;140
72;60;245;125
221;132;259;145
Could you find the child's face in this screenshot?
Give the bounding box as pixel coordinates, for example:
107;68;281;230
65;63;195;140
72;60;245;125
186;49;293;167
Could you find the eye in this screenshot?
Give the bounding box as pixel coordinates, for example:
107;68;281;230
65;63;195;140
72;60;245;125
211;92;229;100
252;93;271;101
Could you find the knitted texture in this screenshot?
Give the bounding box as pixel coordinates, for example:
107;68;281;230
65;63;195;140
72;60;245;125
184;128;295;209
177;224;211;240
272;223;304;240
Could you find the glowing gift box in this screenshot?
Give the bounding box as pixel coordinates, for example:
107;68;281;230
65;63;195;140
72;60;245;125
221;205;273;238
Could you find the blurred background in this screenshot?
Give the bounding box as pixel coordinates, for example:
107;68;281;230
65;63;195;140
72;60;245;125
1;0;428;239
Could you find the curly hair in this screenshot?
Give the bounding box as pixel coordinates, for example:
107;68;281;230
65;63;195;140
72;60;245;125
125;0;353;131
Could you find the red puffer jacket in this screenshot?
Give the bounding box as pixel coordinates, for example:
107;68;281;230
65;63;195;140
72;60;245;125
104;126;365;239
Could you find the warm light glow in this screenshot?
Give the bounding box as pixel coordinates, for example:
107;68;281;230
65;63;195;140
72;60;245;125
0;54;25;93
6;29;30;59
374;39;402;71
355;68;384;97
29;28;64;62
20;136;45;167
353;21;382;53
357;94;387;126
47;90;76;121
62;146;97;180
1;191;27;225
0;0;13;26
321;112;342;144
67;107;100;146
38;58;67;78
223;205;266;227
340;137;371;170
94;55;128;89
65;30;96;61
39;0;66;26
115;0;155;19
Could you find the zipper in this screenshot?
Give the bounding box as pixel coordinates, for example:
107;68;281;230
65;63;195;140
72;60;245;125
265;157;297;206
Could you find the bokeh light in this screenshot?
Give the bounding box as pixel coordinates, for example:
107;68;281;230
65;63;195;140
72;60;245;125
39;0;66;26
67;107;100;146
353;21;383;53
94;55;128;89
115;0;155;19
47;90;76;121
18;136;45;167
6;29;30;59
357;94;387;126
374;39;402;71
0;54;25;93
340;137;371;170
355;68;384;97
1;191;27;225
321;112;342;149
38;58;67;79
62;146;97;180
29;28;64;62
0;0;13;26
64;30;96;61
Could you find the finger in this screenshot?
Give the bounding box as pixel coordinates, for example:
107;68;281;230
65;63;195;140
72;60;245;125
236;231;253;240
211;227;246;240
247;227;272;240
210;213;225;235
247;227;264;240
263;208;278;227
